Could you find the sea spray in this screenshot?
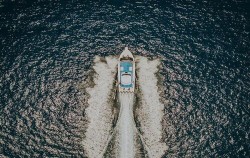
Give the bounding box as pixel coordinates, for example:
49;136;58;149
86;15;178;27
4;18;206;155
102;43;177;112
83;55;167;158
82;56;118;158
136;56;167;157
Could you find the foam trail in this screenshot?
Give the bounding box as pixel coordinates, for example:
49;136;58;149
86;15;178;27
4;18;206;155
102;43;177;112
82;56;117;158
136;56;167;157
118;93;135;158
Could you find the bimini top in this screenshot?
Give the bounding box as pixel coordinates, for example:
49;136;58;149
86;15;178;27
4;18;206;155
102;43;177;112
120;62;133;88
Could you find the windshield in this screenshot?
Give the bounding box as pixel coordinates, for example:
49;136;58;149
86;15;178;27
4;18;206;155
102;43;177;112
120;57;133;61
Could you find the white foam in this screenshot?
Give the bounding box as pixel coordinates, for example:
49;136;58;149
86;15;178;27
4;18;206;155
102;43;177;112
136;56;167;157
118;93;135;158
82;56;117;158
83;55;167;158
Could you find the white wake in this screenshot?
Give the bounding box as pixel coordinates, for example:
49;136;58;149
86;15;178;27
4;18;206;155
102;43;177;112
82;56;117;158
117;93;135;158
136;56;167;157
83;55;167;158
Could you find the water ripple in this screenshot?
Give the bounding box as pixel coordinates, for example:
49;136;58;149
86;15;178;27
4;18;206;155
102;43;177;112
0;0;249;157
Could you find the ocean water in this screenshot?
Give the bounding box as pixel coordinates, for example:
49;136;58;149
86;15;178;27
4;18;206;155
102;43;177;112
0;0;249;157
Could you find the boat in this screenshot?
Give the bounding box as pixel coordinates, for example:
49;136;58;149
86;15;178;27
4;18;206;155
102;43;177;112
118;47;135;93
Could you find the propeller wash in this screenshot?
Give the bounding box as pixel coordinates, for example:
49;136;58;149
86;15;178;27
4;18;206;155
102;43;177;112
82;47;167;158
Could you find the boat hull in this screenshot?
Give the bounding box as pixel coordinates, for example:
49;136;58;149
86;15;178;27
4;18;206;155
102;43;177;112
118;47;135;93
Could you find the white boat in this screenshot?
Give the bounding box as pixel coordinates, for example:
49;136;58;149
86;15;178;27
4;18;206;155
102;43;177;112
118;47;135;93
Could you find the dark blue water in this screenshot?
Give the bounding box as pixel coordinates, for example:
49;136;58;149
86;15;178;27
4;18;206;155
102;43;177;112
0;0;249;157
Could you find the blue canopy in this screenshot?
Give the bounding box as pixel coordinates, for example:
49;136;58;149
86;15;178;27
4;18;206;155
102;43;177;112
120;62;133;88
